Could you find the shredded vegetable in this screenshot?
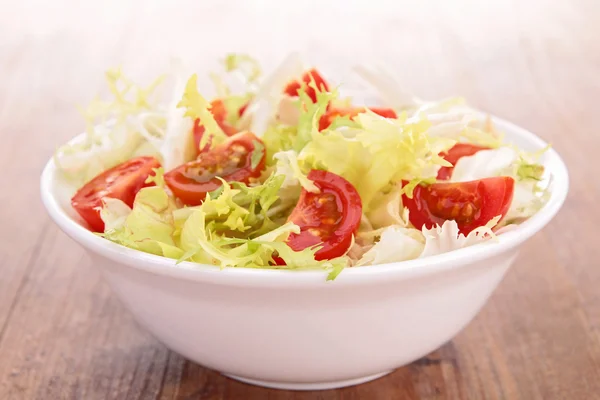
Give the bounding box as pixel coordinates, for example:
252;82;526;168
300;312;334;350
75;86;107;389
58;53;551;280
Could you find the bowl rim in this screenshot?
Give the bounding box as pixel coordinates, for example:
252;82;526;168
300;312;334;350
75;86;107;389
40;115;569;287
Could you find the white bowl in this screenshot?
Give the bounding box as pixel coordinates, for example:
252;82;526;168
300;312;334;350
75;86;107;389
40;117;568;391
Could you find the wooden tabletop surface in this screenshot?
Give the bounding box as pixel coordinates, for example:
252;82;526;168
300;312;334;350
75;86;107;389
1;1;599;399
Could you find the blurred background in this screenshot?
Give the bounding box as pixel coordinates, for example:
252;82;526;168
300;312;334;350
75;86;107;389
2;0;596;105
1;1;599;398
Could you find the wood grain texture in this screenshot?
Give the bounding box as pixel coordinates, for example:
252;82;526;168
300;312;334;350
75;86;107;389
0;0;599;398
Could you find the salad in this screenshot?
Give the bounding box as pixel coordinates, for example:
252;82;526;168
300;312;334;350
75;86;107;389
56;54;550;280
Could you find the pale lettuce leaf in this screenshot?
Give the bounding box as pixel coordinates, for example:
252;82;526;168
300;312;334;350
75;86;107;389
365;184;409;229
177;74;227;149
273;150;319;193
55;68;165;185
101;186;183;259
419;216;500;258
301;110;455;210
99;197;131;232
356;226;424;266
241;53;305;135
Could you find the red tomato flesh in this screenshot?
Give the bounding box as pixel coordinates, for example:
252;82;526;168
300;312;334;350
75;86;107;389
437;143;490;180
283;68;330;103
239;102;249;116
285;170;362;261
402;176;515;235
71;156;161;232
319;107;398;131
165;132;266;206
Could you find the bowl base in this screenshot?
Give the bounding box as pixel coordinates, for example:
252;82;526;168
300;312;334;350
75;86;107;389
223;370;394;390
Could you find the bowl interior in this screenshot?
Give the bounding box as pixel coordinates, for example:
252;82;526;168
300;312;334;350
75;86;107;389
40;116;569;286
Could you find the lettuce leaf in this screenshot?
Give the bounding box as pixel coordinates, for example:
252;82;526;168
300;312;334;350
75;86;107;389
353;215;501;265
293;84;337;152
451;147;517;182
365;184;410;229
356;226;424;266
260;82;335;162
353;63;418;109
174;174;285;240
241;53;305;135
208;53;261;127
262;123;299;165
99;197;131;232
256;241;348;280
177;74;226;149
300;110;455;210
55;68;165;185
419;216;500;258
223;53;262;83
101;186;183;259
273;150;319;193
135;61;196;171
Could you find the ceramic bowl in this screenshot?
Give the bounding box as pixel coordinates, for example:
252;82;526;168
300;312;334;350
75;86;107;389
40;116;568;390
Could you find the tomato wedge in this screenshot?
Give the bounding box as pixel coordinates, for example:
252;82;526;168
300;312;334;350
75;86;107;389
319;106;398;131
402;177;514;235
165;132;266;206
437;143;490;180
283;68;330;103
71;156;161;232
192;99;241;154
285;170;362;261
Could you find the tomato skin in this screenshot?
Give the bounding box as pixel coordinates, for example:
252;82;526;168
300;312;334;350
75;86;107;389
319;107;398;130
192;99;240;154
285;170;362;261
437;143;490;180
165;132;266;206
239;102;249;116
283;68;330;103
71;156;161;232
402;177;514;235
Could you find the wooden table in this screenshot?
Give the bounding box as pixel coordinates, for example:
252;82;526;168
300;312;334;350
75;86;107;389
1;1;599;398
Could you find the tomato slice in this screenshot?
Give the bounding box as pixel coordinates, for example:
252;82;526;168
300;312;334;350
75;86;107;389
283;68;330;103
71;156;161;232
285;170;362;261
192;99;241;154
165;132;266;206
319;107;398;131
402;177;515;235
437;143;490;180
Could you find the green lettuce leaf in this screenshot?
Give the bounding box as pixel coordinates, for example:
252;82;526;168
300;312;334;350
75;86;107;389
273;150;319;193
174;174;286;240
300;110;455;210
101;186;183;259
262;123;299;165
255;241;349;280
177;74;227;148
293;84;337;152
260;82;335;165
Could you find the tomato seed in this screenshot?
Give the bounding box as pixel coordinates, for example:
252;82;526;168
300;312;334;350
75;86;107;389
451;204;460;218
308;228;321;237
461;203;474;218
